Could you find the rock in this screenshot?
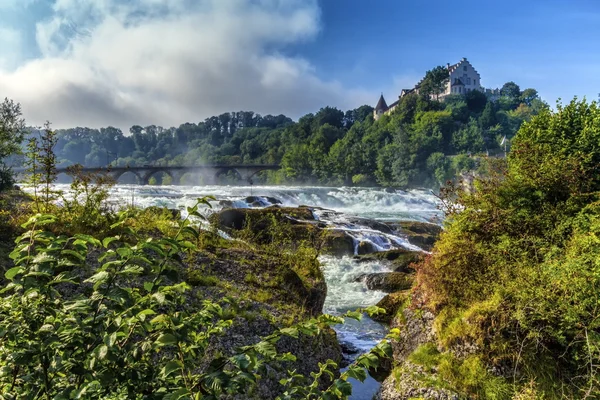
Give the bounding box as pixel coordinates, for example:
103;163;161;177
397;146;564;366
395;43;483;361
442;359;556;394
376;364;459;400
211;207;315;231
368;355;393;383
340;341;361;355
373;290;410;323
355;272;414;292
357;240;378;255
244;195;282;205
393;221;443;251
218;199;234;208
322;230;355;256
375;297;460;400
346;217;394;234
354;249;424;273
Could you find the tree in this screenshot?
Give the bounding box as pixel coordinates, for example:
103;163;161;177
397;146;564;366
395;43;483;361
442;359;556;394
419;66;449;100
499;81;521;110
520;88;539;106
0;98;26;190
479;101;497;129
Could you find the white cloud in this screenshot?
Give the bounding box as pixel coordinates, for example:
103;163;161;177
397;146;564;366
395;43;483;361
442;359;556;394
0;0;373;129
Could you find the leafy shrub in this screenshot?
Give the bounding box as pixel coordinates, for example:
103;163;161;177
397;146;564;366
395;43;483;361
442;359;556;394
417;98;600;397
0;200;396;398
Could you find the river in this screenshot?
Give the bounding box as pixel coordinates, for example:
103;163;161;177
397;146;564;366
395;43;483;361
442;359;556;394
40;184;442;399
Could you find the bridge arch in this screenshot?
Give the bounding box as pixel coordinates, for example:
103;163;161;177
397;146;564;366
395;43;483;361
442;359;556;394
142;169;178;185
214;168;243;185
112;170;143;184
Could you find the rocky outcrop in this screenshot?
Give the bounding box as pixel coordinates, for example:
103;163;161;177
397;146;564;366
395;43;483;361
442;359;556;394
322;230;355;256
355;272;414;293
393;221;442;251
375;295;459;400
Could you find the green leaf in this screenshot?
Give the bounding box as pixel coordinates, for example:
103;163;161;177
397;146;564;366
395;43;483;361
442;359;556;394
335;379;353;396
164;388;190;400
161;360;183;378
344;310;363;321
107;332;117;347
156;333;178;346
254;341;277;358
152;292;166;304
5;267;23;280
346;365;367;382
97;345;108;360
279;327;299;338
102;236;119;248
61;249;86;261
85;271;110;289
74;234;102;247
144;281;154;292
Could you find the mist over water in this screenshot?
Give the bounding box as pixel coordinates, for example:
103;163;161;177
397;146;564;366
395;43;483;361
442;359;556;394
28;183;441;399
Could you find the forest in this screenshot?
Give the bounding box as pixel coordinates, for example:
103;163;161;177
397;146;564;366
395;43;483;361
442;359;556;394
9;79;545;188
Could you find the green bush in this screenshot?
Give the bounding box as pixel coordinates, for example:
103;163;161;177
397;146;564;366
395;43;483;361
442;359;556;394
417;98;600;398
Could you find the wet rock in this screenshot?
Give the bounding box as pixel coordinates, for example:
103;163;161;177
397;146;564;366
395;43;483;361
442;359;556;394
392;221;443;251
355;272;414;293
368;355;393;383
322;230;355;256
210;206;315;231
244;195;283;206
373;290;410;323
218;199;234;208
346;217;394;234
357;240;378;255
354;249;423;273
340;341;361;355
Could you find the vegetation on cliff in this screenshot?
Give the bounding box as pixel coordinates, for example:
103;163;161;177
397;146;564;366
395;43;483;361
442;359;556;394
413;98;600;398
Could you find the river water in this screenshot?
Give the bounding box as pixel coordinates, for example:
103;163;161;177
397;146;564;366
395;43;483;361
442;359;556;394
37;184;442;399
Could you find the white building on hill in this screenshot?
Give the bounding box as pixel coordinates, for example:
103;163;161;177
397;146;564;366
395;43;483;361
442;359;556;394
374;57;495;120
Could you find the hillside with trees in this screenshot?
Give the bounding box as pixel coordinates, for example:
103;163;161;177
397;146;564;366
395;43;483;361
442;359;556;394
10;79;546;188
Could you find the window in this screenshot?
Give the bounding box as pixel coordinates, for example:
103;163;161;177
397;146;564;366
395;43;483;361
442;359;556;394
474;79;477;85
463;66;467;71
467;77;471;85
459;87;462;93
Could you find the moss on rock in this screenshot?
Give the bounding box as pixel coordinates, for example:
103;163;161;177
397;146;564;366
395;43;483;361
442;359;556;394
374;290;411;323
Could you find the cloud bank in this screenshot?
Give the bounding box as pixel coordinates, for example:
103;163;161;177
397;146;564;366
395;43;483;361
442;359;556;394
0;0;372;129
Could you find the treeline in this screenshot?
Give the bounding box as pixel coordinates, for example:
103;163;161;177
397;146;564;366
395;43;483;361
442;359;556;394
16;81;545;188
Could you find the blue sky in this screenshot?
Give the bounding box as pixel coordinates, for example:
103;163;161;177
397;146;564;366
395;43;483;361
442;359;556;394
0;0;598;129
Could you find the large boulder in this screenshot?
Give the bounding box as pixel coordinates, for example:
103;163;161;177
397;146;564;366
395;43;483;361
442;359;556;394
357;240;378;255
355;272;414;292
210;206;315;231
322;230;355;256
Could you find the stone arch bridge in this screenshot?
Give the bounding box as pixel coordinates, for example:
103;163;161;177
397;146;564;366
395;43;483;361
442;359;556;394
17;164;281;185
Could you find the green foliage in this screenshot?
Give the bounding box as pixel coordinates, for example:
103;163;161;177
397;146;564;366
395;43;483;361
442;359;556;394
418;98;600;398
419;66;449;99
0;201;393;398
9;79;543;189
0;98;26;191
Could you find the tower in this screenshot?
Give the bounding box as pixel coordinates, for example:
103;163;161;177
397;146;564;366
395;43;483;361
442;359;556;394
373;94;388;121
